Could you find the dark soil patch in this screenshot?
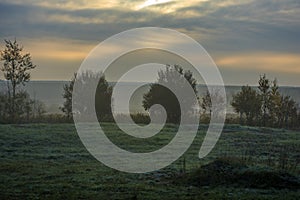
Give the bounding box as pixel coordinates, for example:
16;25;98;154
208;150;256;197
174;158;300;189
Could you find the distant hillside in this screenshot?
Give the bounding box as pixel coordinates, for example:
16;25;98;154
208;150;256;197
0;80;299;114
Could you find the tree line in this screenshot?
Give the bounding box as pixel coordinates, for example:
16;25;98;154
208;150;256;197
1;39;299;129
61;65;300;129
230;74;299;128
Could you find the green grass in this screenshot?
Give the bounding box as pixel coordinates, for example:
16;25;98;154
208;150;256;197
0;123;299;199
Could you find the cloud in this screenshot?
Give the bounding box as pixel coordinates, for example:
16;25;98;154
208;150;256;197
136;0;175;10
217;52;300;74
24;38;93;60
0;0;299;84
0;0;126;10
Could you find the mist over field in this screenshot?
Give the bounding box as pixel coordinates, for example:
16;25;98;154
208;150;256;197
1;80;299;114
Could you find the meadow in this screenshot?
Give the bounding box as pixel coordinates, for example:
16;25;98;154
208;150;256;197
0;123;299;199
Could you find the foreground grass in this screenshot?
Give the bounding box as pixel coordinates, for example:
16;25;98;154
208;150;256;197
0;123;299;199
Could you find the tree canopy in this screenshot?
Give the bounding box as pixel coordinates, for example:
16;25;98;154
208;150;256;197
142;64;198;124
61;71;113;122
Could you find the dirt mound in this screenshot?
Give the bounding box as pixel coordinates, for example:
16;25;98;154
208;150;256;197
176;158;300;189
239;170;299;189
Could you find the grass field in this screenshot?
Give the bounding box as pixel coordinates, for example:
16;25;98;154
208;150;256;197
0;123;299;199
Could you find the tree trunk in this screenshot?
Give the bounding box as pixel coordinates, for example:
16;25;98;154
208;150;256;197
11;60;16;123
11;81;16;123
239;112;243;125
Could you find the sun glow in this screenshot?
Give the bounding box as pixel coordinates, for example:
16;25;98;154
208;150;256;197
136;0;175;10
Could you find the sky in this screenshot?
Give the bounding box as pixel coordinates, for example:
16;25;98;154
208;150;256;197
0;0;300;86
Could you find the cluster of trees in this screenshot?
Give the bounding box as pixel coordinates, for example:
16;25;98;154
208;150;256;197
60;71;113;122
61;66;300;129
0;39;46;123
60;65;198;124
0;90;46;123
231;74;299;128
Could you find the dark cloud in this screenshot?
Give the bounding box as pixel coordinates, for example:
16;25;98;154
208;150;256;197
1;0;299;52
0;0;299;84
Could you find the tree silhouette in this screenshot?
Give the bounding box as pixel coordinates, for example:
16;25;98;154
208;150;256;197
0;39;36;122
269;79;281;127
142;64;198;124
279;95;298;128
231;85;261;125
258;74;270;126
62;71;112;122
201;90;212;115
60;74;75;120
95;74;113;121
231;74;299;128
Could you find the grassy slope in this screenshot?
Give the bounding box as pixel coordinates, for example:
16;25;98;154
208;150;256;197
0;123;299;199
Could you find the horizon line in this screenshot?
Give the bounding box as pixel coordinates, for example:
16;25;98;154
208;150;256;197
0;79;299;88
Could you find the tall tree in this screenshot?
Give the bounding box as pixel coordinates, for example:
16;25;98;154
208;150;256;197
0;39;36;122
279;95;298;128
258;74;270;126
201;88;225;118
201;90;212;115
95;75;113;121
60;74;75;120
269;79;281;127
143;64;198;124
61;71;113;122
231;85;261;125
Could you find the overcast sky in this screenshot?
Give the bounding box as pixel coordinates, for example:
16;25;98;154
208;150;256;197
0;0;299;86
